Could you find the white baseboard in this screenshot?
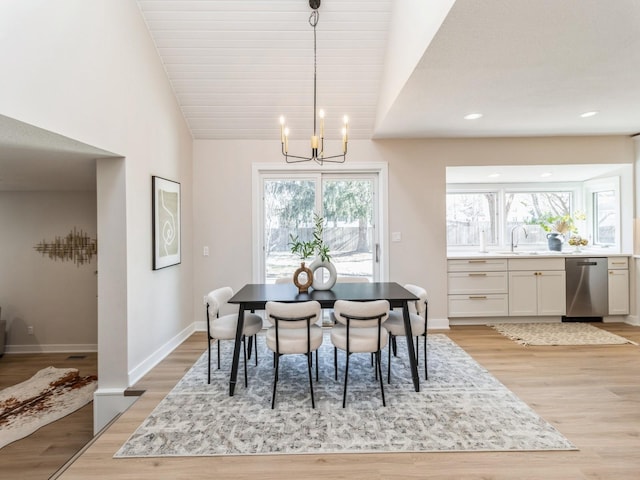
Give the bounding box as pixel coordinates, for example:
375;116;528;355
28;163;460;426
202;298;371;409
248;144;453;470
4;343;98;354
428;317;450;330
127;322;196;386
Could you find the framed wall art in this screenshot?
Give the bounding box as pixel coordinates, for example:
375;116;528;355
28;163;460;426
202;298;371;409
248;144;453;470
152;176;181;270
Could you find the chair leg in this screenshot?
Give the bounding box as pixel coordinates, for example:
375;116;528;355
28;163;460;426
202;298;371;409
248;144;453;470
392;336;398;357
377;350;386;407
334;347;338;381
271;354;280;409
247;336;253;360
217;339;221;369
307;352;315;409
243;336;248;388
254;334;258;366
424;333;428;379
342;352;350;408
315;350;319;381
387;334;392;384
207;337;211;384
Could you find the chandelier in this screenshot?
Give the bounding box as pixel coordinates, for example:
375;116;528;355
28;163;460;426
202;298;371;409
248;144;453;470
279;0;348;165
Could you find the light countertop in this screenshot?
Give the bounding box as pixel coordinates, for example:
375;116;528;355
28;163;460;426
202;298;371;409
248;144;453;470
447;250;631;259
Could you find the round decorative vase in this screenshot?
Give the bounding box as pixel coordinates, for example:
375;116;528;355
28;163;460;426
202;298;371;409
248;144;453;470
546;232;563;252
292;262;313;293
309;257;337;291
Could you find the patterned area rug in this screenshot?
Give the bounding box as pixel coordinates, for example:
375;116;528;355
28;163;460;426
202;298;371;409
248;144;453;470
0;367;97;449
115;333;575;457
489;323;638;346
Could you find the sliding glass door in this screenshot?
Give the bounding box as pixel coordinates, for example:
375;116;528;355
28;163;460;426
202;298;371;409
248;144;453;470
261;173;378;283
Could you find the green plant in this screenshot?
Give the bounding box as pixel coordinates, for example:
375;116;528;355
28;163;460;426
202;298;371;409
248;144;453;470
529;211;585;235
288;213;331;262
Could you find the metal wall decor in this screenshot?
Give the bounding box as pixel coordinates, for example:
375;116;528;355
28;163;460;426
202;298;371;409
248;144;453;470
34;227;98;266
278;0;348;165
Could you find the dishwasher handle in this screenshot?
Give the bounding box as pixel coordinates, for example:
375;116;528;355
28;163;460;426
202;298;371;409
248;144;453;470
576;261;598;266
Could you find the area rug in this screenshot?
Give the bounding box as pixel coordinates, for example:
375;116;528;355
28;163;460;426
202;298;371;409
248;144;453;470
115;333;575;457
0;366;97;449
489;322;638;346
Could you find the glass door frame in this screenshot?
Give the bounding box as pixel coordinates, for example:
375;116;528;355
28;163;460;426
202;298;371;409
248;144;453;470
252;162;389;283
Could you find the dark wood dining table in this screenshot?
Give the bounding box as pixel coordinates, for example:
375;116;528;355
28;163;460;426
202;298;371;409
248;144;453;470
227;282;420;396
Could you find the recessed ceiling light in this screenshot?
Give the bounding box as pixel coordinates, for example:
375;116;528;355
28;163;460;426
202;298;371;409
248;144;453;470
540;172;553;178
580;111;598;118
488;173;500;178
464;113;483;120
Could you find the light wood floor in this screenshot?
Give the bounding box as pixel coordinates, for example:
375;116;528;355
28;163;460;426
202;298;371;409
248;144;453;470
5;324;640;480
0;351;97;480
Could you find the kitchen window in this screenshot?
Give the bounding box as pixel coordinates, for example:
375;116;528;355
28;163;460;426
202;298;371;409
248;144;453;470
447;187;578;249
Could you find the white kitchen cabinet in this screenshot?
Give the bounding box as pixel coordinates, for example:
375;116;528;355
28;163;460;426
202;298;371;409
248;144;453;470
608;258;629;315
447;258;508;317
508;258;566;316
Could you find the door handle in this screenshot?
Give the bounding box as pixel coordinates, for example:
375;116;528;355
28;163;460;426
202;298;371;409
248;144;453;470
375;243;380;263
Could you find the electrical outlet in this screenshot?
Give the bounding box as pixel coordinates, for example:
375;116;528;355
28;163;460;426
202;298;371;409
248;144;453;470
27;326;34;335
203;246;209;256
203;295;208;305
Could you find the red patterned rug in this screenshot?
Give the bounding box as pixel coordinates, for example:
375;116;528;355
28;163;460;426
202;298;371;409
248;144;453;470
0;366;97;449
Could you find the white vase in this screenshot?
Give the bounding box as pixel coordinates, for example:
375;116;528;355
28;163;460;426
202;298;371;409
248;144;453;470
309;257;337;290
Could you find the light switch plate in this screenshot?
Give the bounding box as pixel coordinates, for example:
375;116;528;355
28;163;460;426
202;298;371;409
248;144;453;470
391;232;402;242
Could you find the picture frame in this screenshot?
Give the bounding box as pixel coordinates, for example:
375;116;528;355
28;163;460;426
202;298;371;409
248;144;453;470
152;176;181;270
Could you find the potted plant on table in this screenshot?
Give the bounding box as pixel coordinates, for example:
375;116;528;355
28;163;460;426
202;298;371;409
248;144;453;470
288;213;336;292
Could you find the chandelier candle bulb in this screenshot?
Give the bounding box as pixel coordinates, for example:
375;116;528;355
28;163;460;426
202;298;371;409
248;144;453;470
311;135;319;149
279;116;285;143
319;110;325;137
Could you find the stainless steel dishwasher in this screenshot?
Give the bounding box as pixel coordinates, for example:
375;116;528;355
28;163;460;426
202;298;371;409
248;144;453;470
565;257;608;319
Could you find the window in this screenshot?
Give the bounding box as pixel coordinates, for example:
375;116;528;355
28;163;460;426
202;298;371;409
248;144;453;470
253;163;388;283
446;192;497;246
446;188;577;248
505;191;573;246
593;190;616;245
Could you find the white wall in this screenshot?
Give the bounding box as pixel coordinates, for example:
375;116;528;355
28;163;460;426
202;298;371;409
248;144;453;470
0;0;194;430
193;135;634;327
0;192;97;351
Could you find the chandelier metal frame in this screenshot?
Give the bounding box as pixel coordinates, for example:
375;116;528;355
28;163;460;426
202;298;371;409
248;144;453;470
279;0;348;165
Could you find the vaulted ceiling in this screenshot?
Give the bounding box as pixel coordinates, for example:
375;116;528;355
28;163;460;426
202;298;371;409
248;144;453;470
137;0;640;140
3;1;640;191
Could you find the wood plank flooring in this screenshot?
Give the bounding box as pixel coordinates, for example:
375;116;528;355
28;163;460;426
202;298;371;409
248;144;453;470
0;351;97;480
3;324;640;480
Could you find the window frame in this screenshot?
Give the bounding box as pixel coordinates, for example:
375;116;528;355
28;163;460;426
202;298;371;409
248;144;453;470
447;182;583;251
252;162;389;283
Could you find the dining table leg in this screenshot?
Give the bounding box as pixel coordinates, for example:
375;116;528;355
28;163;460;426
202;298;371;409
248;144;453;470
229;303;246;396
403;300;420;392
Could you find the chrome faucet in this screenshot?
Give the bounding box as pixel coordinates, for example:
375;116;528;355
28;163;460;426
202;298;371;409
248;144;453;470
510;224;528;252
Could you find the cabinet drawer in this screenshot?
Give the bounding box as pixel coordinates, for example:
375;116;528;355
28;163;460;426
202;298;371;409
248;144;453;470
508;258;565;271
448;294;509;317
608;257;628;269
448;258;508;272
448;272;508;294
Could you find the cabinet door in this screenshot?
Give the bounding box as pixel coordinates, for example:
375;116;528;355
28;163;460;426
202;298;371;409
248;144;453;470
508;271;538;316
537;270;566;316
608;269;629;315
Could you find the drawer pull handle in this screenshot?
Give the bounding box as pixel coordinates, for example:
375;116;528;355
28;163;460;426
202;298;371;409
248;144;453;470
468;260;487;264
468;295;488;300
611;262;626;265
468;273;487;277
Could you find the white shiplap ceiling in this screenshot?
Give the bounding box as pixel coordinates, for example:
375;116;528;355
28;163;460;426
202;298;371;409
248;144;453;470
137;0;640;140
137;0;392;140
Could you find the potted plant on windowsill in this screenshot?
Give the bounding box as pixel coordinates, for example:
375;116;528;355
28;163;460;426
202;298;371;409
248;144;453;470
530;211;585;251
